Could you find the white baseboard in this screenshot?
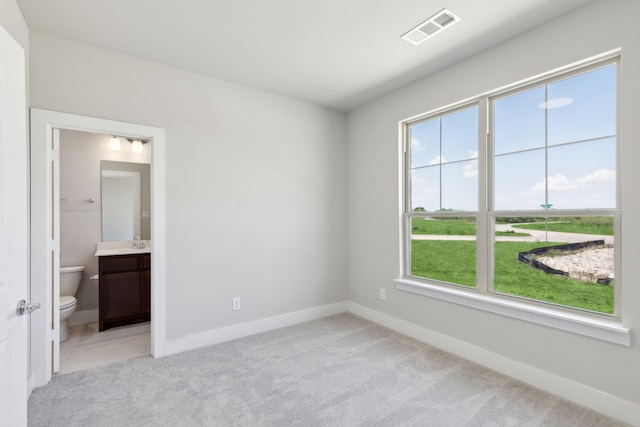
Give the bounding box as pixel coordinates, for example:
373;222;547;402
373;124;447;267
165;301;348;356
69;309;98;326
347;301;640;426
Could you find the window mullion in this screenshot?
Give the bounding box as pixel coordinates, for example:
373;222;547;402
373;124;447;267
476;98;489;293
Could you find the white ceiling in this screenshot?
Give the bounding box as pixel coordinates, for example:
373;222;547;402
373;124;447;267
17;0;597;111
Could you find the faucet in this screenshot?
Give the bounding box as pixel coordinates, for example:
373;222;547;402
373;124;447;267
133;235;145;249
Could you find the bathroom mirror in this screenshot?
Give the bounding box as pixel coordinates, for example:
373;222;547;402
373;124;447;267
101;161;151;242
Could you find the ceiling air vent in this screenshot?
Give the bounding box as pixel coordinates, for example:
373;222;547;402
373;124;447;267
401;8;461;46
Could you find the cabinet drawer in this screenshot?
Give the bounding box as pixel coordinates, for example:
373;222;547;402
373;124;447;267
99;255;140;273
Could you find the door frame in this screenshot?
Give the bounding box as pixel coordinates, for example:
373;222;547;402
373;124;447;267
30;109;167;387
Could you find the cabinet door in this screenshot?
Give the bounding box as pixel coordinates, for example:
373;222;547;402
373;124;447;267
100;271;143;321
141;270;151;315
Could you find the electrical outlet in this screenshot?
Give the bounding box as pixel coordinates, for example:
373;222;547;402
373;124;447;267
232;297;241;311
379;288;386;300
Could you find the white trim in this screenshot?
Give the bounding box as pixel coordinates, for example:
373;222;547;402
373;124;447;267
394;278;629;346
347;301;640;426
165;302;348;355
30;109;167;388
68;309;99;326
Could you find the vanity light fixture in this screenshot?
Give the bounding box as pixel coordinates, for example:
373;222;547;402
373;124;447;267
128;138;148;154
109;136;121;151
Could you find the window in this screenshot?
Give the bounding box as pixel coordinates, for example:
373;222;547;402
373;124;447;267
400;56;623;339
409;106;479;288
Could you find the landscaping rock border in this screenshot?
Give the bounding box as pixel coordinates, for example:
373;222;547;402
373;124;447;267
517;240;612;284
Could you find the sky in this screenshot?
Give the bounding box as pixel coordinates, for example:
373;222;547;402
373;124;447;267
409;64;616;212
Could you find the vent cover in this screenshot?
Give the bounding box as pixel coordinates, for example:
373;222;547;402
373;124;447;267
401;8;461;46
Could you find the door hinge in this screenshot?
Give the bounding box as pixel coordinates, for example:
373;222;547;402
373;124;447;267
50;149;59;162
50;239;59;252
50;328;59;343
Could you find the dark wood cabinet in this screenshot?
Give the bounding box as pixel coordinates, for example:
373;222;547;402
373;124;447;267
99;253;150;331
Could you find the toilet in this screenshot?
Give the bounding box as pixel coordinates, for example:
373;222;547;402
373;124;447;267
60;266;85;342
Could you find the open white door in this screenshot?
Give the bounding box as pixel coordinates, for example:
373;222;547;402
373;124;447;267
0;24;30;426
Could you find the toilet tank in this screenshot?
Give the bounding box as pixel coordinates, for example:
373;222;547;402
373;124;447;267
60;266;85;296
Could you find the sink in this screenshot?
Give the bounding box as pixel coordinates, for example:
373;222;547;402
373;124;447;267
95;240;152;257
117;248;150;254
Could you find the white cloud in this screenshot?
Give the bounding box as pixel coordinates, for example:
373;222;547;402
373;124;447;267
548;174;578;191
538;97;574;109
428;155;446;165
462;162;477;178
411;137;424;152
531;174;577;193
469;150;479;159
531;169;616;194
576;169;615;184
411;172;438;210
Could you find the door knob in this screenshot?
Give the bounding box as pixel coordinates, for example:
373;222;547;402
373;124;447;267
16;300;41;316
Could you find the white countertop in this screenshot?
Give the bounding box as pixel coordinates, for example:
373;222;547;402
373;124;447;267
95;240;152;257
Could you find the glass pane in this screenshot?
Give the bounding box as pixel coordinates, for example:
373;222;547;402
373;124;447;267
441;106;478;163
548;65;616;146
493;216;614;314
410;166;440;212
494;87;545;155
411;216;476;288
547;138;616;209
442;160;478;211
494;149;545;210
410;118;440;169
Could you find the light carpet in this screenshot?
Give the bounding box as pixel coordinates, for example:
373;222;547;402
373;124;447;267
28;313;627;426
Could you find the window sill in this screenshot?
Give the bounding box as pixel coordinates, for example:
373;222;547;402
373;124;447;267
394;278;630;346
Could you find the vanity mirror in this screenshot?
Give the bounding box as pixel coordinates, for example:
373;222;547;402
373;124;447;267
101;160;151;242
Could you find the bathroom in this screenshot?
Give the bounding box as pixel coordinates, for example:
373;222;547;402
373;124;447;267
58;129;152;374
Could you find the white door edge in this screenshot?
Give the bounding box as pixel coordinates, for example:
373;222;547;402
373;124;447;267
0;23;29;426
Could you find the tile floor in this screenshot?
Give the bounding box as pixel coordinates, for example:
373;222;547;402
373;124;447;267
58;321;150;375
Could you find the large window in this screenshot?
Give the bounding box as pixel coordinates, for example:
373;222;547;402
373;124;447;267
402;58;619;321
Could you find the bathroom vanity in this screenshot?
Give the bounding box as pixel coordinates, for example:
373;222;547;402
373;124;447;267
95;242;151;332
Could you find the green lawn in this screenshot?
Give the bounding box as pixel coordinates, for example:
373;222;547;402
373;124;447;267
411;218;529;236
410;240;613;314
511;217;613;236
411;240;476;287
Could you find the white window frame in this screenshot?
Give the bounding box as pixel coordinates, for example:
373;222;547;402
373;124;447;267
395;51;629;346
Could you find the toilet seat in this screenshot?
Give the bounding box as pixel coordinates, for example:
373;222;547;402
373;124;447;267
60;295;77;309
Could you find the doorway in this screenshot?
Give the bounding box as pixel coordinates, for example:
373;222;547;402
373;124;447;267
58;129;152;374
29;109;167;388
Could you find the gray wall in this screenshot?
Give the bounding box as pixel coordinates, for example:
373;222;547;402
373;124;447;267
0;0;28;50
30;32;349;340
347;0;640;406
59;129;151;312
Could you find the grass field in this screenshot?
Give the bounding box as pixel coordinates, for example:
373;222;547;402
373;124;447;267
411;218;529;236
413;216;613;236
508;216;613;235
410;239;613;314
